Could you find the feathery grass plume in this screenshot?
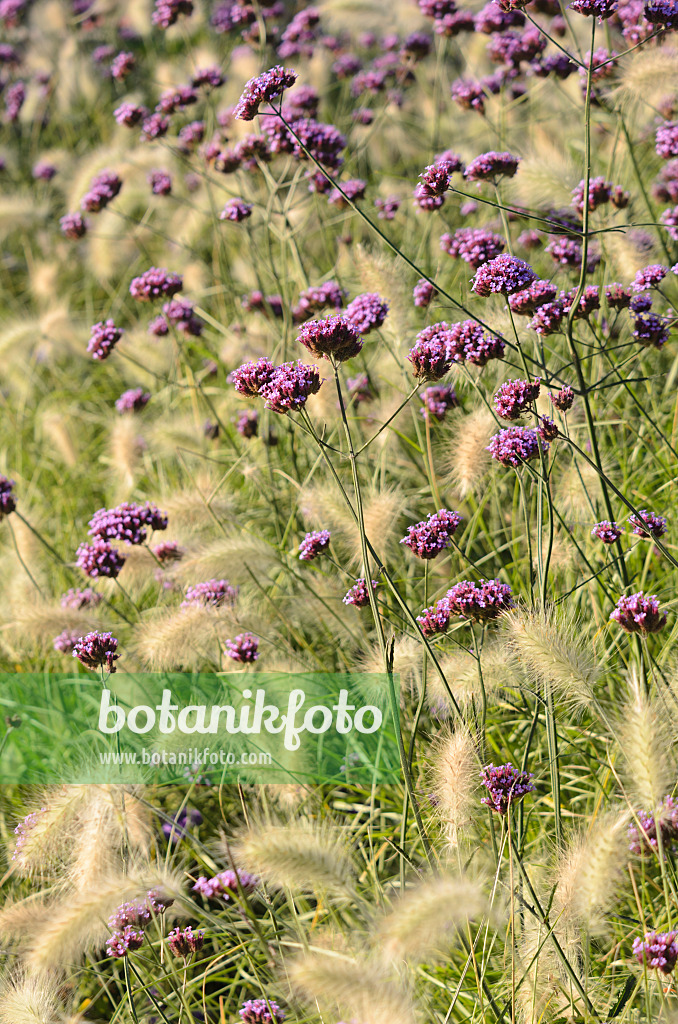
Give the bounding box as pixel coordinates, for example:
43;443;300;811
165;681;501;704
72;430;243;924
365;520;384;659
131;606;227;671
109;416;146;494
552;812;629;935
374;872;491;964
618;675;674;808
0;196;51;233
517;918;571;1024
427;642;520;715
174;535;278;587
157;485;236;536
552;455;603;522
301;481;408;566
8;602;104;648
507;134;577;209
0;897;51;950
503;605;599;712
10;786;92;879
24;871;170;972
0;970;64;1024
429;728;478;849
604;230;660;283
356;635;421;698
319;0;424;36
229;817;357;896
438;407;494;498
289;953;417;1024
613;45;678;113
38;410;78;468
67;786;151;887
348;244;413;342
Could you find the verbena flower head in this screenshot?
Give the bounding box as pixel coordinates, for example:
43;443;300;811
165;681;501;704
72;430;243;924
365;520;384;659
61;587;102;609
53;629;82;654
148;170;172;195
293;281;346;321
413;279;436;307
605;283;632;309
632;932;678;974
234;66;298;120
193;869;258;900
632;264;669;291
527;301;566;336
259;362;323;413
87;320;123;360
645;0;678;25
417;599;452;636
610;592;667;634
327;179;366;207
441;227;505;269
60;212;87;239
0;476;16;519
106;926;145;958
400;509;463;559
493;378;541;420
571;175;612;214
220;198;253;222
225;633;260;662
239;999;286;1024
296;315;362;361
72;631;119;673
116;388;151;414
508;280;558;315
569;0;617;16
420;384;457;420
632;312;669;349
129;267;183;301
236;410;259;438
344;293;389;335
628;509;667;538
230;358;275;396
628;796;678;855
76;541;126;579
544;396;572;428
81;171;122;212
472;254;536;295
487;427;548;466
538;417;559;442
151;0;194;28
592;520;623;543
407;323;454;379
464;150;520;181
559;285;600;319
299;530;331;561
480;762;535;814
661;206;678;240
114;102;147;127
168;926;204;958
88;502;168;545
343;578;378;607
449;321;506;365
656;122;678;160
447;578;515;620
181;579;238;608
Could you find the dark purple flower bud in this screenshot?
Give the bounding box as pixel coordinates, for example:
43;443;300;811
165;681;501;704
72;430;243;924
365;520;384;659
32;161;57;181
374;194;400;218
408;323;454;379
549;385;575;411
72;631;119;673
494;377;541;420
487;426;548;466
0;476;16;520
527;301;566;336
129;267;182;301
296;315;362;361
480;762;535;814
88;320;123;361
633;932;678;973
148;170;172;195
605;283;632;308
168;926;204;958
236;409;259;438
225;633;259;662
60;212;87;239
628;509;667;538
219;198;253;222
472;255;536;296
229;358;276;396
344;293;389;336
259;361;323;413
538;417;559;442
203;420;219;440
610;185;630;208
591;520;623;543
299;530;331;561
76;540;126;579
632;313;670;349
343;578;378;607
400;509;463;559
610;591;667;634
151;0;193;28
181;579;237;608
464;150;520;181
234;65;298;120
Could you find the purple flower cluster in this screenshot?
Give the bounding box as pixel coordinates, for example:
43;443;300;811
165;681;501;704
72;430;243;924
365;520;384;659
632;264;669;291
53;629;82;654
549;385;575;411
656;122;678;160
81;171;122;212
88;502;168;545
464;150;520;181
87;320;123;360
162;806;202;843
0;476;16;519
12;808;48;861
472;255;536;295
193;869;258;900
632;932;678;974
591;520;623;543
645;0;678;26
400;508;463;559
76;541;126;579
60;212;88;239
72;631;119;673
571;176;612;215
628;509;667;538
297;315;362;361
129;267;183;302
116;388;151;414
661;206;678;241
413;279;437;307
632;313;670;349
328;179;366;207
299;530;331;561
293;281;345;322
168;926;204;959
343;578;378;607
149;299;202;337
417;578;515;634
152;0;193;28
257;362;322;413
181;579;238;609
527;301;566;335
344;293;389;335
220;198;253;222
569;0;618;17
420;384;458;420
234;66;298;120
106;927;145;958
508;280;558;314
628;797;678;855
61;587;102;609
106;891;173;959
487;427;548;466
414;151;464;208
230;358;275;396
236;410;259;438
480;763;535;814
148;170;172;195
610;592;667;634
493;378;541;420
240;999;285;1024
224;633;260;662
441;227;505;269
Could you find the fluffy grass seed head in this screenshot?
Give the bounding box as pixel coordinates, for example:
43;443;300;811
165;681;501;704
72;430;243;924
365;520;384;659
618;675;675;808
552;813;629;934
0;970;64;1024
289;953;417;1024
429;728;479;849
438;407;495;498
